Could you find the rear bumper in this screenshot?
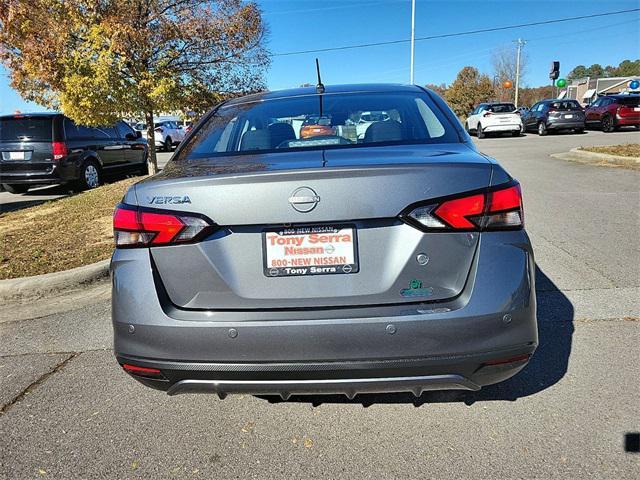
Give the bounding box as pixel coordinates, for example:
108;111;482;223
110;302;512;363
0;170;63;185
117;345;534;397
111;230;538;396
0;162;76;185
615;116;640;126
483;123;522;132
547;119;584;130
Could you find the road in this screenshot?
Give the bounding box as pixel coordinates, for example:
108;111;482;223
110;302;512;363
1;131;639;479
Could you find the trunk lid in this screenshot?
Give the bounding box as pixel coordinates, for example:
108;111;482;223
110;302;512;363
140;144;494;310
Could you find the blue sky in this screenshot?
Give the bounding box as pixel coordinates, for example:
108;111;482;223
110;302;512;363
1;0;639;114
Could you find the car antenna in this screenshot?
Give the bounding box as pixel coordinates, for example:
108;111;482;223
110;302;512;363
315;58;325;118
315;58;325;94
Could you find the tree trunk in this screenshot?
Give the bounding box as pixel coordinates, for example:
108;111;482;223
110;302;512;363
145;110;158;175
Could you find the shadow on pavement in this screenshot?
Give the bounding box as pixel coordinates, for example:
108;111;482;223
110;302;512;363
262;266;574;407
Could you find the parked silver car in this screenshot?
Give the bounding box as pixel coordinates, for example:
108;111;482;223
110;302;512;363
111;84;537;398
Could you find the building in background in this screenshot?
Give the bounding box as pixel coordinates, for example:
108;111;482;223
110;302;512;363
565;76;639;105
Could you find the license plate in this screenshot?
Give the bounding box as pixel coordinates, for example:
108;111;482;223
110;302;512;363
8;151;25;160
634;107;640;112
263;225;359;277
564;114;573;119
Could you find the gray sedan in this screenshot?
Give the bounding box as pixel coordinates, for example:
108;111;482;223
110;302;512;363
111;84;537;399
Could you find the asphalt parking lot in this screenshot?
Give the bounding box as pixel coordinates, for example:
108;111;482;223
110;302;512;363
1;130;639;479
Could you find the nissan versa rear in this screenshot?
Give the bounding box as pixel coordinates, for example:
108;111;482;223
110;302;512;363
111;84;537;398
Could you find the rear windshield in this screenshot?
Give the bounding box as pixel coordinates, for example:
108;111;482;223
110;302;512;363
0;117;53;142
486;103;516;113
549;100;582;110
615;96;640;107
178;92;458;160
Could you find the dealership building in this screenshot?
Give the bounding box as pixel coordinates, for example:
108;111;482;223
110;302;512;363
564;76;640;105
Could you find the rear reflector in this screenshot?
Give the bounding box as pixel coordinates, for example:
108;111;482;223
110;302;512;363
52;141;68;160
113;204;215;248
404;182;524;231
122;363;165;379
483;354;530;366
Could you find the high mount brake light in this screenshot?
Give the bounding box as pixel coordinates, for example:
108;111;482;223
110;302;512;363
404;183;524;231
113;204;215;247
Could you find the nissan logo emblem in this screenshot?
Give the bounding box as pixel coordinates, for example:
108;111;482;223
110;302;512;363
288;186;320;213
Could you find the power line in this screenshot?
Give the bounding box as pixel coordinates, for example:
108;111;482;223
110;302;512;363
272;8;639;57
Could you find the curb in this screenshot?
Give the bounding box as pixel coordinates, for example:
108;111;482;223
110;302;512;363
0;259;110;303
551;148;639;170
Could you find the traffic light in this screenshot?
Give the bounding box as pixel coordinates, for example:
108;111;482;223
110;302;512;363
549;61;560;81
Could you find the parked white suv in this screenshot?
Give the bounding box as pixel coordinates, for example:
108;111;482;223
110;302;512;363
466;103;523;138
136;120;186;151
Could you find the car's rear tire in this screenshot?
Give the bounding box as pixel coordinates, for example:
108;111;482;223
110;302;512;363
2;183;30;194
537;122;547;136
477;124;485;139
76;159;102;191
512;130;521;137
164;136;173;152
601;115;614;133
574;127;584;134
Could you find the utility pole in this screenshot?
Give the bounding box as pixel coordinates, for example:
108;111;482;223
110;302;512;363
514;38;526;107
410;0;416;84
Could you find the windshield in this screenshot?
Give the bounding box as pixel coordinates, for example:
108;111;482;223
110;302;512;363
0;117;53;142
178;91;458;160
486;103;516;113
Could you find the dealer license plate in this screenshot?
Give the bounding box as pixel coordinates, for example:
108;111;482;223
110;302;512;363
263;225;359;277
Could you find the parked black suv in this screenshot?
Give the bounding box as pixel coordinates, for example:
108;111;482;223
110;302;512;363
0;113;148;194
522;99;586;136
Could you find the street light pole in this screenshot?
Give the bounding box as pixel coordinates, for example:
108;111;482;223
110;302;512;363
514;38;526;107
410;0;416;84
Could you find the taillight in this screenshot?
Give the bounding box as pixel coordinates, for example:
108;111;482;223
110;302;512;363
403;182;524;231
113;203;215;247
122;364;166;379
52;141;68;160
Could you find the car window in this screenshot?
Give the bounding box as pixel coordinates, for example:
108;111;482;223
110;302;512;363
64;119;115;140
549;100;581;110
487;103;516;113
0;116;53;142
179;91;459;159
116;121;135;139
616;96;640;107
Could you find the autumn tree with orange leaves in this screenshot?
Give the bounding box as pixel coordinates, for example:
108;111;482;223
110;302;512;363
0;0;269;173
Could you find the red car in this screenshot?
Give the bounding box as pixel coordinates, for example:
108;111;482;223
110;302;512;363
585;94;640;132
